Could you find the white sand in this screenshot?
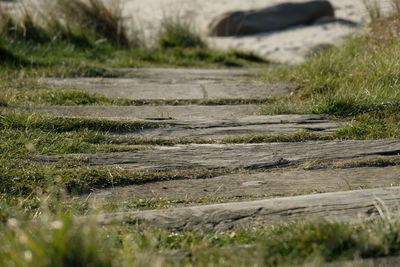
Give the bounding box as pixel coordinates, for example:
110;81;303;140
4;0;393;63
122;0;393;63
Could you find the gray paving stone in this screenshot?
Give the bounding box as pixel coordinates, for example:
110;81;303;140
86;166;400;202
38;77;294;100
38;139;400;171
18;106;344;138
90;187;400;231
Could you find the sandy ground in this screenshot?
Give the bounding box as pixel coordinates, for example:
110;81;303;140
122;0;392;63
3;0;393;63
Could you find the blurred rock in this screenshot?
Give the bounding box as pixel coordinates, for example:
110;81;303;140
313;16;358;26
207;0;335;36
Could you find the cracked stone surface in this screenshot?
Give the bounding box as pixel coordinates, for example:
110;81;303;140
123;115;342;138
38;139;400;171
91;187;400;231
17;105;262;120
38;77;294;100
85;166;400;202
115;68;260;80
19;106;344;138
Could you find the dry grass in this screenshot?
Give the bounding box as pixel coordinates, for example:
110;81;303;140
0;0;132;47
56;0;130;47
158;16;206;49
0;5;13;36
263;0;400;121
364;0;400;40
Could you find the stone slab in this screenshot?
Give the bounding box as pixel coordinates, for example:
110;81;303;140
20;106;344;138
127;116;341;138
18;105;345;139
91;187;400;231
38;139;400;171
87;166;400;202
115;68;259;81
38;77;294;100
17;105;263;121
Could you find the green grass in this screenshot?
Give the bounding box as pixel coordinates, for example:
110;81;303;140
0;108;398;205
335;108;400;139
0;44;30;67
0;216;113;267
0;128;151;157
0;158;233;196
255;7;400;139
97;196;257;212
0;95;8;107
265;34;400;115
2;1;400;266
3;213;400;266
299;156;400;170
0;110;160;158
0;110;160;133
1;87;275;107
106;131;334;146
0;0;268;78
0;40;269;79
158;17;206;49
4;89;132;106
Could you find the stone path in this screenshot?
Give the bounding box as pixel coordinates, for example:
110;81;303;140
40;140;400;171
86;166;400;202
31;68;400;232
24;106;343;138
114;68;259;80
39;68;294;100
22;104;263;120
91;187;400;231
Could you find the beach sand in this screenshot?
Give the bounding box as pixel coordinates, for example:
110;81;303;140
122;0;392;63
3;0;393;63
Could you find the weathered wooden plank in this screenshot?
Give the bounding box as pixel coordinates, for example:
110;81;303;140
129;117;341;138
17;105;261;121
19;106;343;138
87;166;400;202
115;68;259;80
92;187;400;231
38;77;294;100
19;105;344;139
39;140;400;171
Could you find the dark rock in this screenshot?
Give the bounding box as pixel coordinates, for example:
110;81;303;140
312;16;358;26
207;0;335;36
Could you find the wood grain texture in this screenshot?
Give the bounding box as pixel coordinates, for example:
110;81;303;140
93;187;400;231
87;166;400;202
39;139;400;171
19;106;343;138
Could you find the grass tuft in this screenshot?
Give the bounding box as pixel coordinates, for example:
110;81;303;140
0;95;8;107
0;0;131;47
0;157;232;196
0;42;30;66
260;0;400;139
0;216;112;266
158;17;206;49
56;0;131;47
0;110;160;133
